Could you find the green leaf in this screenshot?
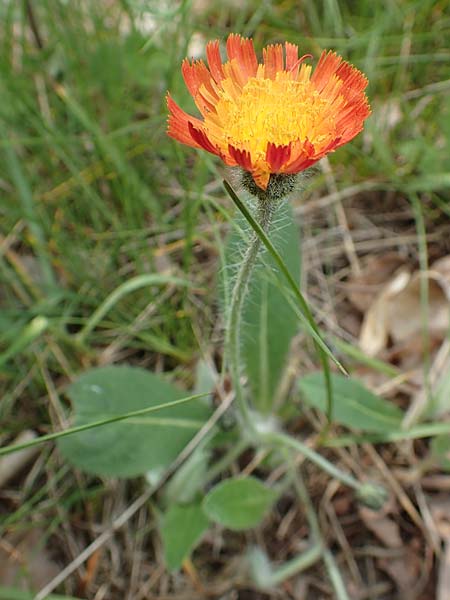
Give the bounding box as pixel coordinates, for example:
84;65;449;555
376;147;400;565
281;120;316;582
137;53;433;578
222;202;300;412
202;476;278;531
58;366;210;477
164;445;210;504
426;366;450;418
161;502;209;571
193;359;217;398
431;435;450;472
299;373;403;432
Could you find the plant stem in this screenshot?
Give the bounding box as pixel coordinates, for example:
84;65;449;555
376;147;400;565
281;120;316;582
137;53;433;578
323;548;352;600
263;430;362;491
263;430;387;509
252;543;322;588
225;198;274;429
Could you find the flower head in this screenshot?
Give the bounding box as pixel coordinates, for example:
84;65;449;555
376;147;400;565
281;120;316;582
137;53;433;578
167;34;370;191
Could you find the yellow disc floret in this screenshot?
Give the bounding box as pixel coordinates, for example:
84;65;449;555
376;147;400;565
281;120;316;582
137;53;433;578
205;73;338;161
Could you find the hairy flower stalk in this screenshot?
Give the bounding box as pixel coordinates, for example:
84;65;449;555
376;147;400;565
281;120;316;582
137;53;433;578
225;189;276;426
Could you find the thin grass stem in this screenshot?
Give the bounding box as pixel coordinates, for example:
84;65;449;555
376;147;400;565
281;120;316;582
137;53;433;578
0;393;208;458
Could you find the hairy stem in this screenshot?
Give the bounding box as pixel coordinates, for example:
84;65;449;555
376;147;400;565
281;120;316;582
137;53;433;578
264;430;360;489
226;198;275;429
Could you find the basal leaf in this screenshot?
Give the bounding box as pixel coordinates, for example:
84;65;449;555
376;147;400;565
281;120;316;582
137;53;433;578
299;373;403;432
161;502;209;571
202;476;278;531
431;434;450;472
58;366;210;477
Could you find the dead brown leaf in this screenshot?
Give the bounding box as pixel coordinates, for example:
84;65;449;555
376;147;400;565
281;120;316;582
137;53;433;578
359;268;411;356
346;253;407;312
359;505;402;548
428;495;450;539
358;257;450;359
425;494;450;600
377;549;422;591
359;499;424;591
432;255;450;294
389;276;449;343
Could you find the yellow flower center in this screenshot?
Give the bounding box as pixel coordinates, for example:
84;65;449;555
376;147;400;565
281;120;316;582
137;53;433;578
206;73;337;161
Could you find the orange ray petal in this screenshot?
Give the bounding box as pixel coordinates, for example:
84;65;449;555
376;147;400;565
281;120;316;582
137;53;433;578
336;61;369;93
252;170;271;190
285;42;299;71
263;44;284;79
206;40;225;83
334;97;370;139
182;59;210;97
285;43;313;79
283;139;317;173
181;59;219;115
311;51;343;92
223;59;248;89
321;136;342;154
283;155;317;174
226;34;258;82
166;94;203;148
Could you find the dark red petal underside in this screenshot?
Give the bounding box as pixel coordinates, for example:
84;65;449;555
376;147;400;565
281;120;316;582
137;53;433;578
228;145;253;171
188;122;219;155
284;139;317;173
266;143;292;172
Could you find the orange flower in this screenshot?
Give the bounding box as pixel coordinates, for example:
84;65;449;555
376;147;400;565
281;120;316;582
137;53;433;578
167;34;370;191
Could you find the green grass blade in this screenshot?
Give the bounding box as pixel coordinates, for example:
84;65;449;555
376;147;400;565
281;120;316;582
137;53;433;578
76;274;193;342
2;131;56;291
324;422;450;447
0;392;208;457
0;315;49;369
